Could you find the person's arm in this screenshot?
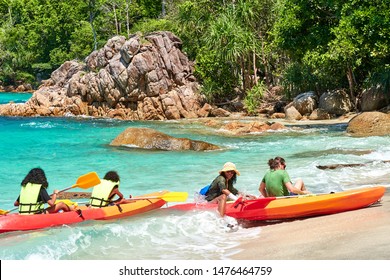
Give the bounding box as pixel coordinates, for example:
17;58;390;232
14;196;20;206
222;188;238;200
221;179;238;200
284;182;309;195
110;187;125;204
46;189;59;207
259;181;267;197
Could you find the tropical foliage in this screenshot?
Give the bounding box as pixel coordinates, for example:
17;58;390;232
1;0;389;110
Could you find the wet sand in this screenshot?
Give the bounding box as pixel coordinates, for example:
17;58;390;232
233;187;390;260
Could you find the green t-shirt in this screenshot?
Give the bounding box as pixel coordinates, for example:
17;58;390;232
262;169;291;197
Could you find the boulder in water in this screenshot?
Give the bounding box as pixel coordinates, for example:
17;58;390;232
110;127;221;151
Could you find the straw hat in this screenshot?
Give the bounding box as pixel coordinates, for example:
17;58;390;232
219;162;240;176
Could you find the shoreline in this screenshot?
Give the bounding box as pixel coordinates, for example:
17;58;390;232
233;187;390;260
177;112;357;126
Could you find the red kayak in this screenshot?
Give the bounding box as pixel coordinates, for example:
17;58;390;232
0;191;168;234
169;187;386;221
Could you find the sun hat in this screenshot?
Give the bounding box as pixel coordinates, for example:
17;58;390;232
219;162;240;176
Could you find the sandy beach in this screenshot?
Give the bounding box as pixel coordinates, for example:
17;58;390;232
233;187;390;260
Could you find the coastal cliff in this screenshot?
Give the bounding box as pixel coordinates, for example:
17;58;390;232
0;31;210;120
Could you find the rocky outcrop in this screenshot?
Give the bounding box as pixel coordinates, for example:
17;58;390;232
219;121;285;135
318;90;352;115
360;86;389;111
0;84;33;92
58;192;91;199
285;106;303;120
317;160;390;170
110;127;221;151
0;32;207;120
308;108;332;120
280;90;352;121
292;91;318;115
199;119;286;135
346;112;390;136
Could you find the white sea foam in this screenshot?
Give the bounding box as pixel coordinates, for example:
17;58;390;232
2;210;261;260
21;121;56;129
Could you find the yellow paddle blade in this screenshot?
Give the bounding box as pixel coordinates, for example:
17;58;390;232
161;192;188;202
59;172;101;193
74;172;101;189
0;206;18;215
0;209;10;215
129;192;189;202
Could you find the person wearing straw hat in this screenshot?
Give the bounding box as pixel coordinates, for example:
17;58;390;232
204;162;255;216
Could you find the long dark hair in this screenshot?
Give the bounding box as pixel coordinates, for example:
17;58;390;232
221;172;237;184
21;168;49;189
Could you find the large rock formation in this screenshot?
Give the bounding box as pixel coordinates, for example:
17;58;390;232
291;91;318;115
110;127;221;151
0;32;207;120
360;86;389;111
318;90;352;115
347;112;390;136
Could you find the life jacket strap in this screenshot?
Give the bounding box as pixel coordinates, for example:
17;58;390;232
89;196;111;208
19;202;44;214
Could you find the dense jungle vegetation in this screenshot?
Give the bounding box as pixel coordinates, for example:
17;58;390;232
1;0;389;111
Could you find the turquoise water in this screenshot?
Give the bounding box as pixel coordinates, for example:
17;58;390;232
0;94;390;259
0;92;32;104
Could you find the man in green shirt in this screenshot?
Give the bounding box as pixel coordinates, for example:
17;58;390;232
259;157;309;197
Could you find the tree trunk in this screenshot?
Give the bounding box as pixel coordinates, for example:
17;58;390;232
88;2;98;52
253;50;258;86
126;1;130;37
8;6;13;25
346;65;357;110
260;33;270;87
241;57;246;95
161;0;166;18
113;5;119;35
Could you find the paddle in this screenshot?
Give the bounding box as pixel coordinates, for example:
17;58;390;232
58;172;100;193
127;192;189;202
58;191;189;208
0;172;100;215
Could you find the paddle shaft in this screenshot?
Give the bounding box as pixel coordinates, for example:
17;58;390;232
60;191;189;207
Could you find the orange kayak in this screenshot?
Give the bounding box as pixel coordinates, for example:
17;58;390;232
0;191;168;233
226;186;386;221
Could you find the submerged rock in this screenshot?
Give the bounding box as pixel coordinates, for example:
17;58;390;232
110;127;221;151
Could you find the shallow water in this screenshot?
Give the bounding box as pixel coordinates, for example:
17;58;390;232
0;92;32;104
0;94;389;260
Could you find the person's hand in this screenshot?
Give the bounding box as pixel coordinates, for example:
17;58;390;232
228;193;238;201
53;189;59;195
